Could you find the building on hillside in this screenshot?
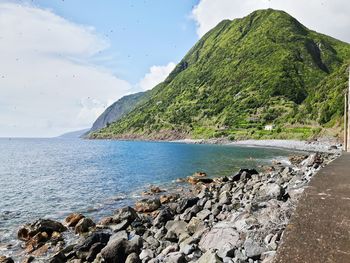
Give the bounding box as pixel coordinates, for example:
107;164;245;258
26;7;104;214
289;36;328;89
264;125;274;131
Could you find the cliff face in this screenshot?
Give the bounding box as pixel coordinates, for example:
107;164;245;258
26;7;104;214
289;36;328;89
89;91;148;133
91;9;350;140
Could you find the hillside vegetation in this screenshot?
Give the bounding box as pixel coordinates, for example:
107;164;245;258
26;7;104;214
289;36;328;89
89;91;149;133
90;9;350;140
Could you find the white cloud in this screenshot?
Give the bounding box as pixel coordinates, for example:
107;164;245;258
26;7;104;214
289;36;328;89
138;62;176;91
0;2;132;137
192;0;350;43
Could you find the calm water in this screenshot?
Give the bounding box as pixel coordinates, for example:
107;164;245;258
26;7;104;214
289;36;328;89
0;138;296;245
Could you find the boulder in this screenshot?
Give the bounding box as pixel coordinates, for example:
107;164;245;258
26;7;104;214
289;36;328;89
256;183;282;201
113;206;139;224
244;238;267;259
150;186;165;193
196;250;222;263
75;218;95;234
64;213;85;227
125;252;140;263
160;194;179;204
163;252;186;263
230;169;258;181
139;249;154;261
153;207;174;227
100;236;141;263
193;172;207;177
218;191;231;205
0;256;14;263
135;198;161;213
86;242;105;262
199;222;240;252
75;232;111;253
177;197;199;213
196;209;211;221
18;219;66;241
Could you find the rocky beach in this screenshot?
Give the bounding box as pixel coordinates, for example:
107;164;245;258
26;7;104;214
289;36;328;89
0;150;339;263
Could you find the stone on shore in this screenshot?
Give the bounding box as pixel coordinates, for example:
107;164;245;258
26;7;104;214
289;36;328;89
75;217;95;234
64;213;85;227
0;256;14;263
135;198;161;213
199;222;240;252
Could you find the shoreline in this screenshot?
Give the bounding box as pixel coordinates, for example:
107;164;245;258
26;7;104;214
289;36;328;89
171;138;342;154
1;151;340;263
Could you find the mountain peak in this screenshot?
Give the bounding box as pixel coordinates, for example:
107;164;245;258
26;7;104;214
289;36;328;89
91;10;350;140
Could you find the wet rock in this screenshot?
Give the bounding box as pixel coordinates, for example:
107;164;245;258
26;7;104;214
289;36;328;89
193;172;207;177
18;219;66;241
113;206;139;224
230;169;258;182
64;213;85;227
160;194;179;204
288;154;307;165
100;236;141;263
75;218;95;234
135;198;161;213
150;186;165;193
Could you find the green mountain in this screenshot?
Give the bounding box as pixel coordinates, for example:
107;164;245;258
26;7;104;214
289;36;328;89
91;9;350;140
89;91;149;133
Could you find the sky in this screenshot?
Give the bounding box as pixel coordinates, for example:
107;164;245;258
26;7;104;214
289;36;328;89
0;0;349;137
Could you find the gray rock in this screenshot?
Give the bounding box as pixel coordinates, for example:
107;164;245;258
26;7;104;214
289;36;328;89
219;191;231;205
196;250;222;263
113;206;139;224
199;222;240;252
125;252;141;263
86;242;105;262
75;218;95;234
257;183;282;201
163;252;186;263
181;244;195;255
139;249;154;261
196;209;211;221
244;239;267;259
161;244;179;256
101;236;141;263
153;207;174;227
145;236;160;250
177;197;199;214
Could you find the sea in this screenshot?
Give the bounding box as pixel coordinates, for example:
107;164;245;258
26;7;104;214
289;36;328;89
0;138;297;254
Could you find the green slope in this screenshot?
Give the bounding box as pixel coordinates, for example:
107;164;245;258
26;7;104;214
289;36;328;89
91;9;350;140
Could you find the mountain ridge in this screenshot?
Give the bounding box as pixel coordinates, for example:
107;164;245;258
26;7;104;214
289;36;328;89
90;9;350;140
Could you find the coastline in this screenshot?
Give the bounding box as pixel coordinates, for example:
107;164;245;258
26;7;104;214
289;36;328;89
1;151;340;263
171;138;342;154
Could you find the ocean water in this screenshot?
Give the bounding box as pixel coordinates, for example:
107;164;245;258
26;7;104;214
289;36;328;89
0;138;296;246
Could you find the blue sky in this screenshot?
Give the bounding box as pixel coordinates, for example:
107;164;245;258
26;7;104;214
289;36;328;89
32;0;199;83
1;0;349;137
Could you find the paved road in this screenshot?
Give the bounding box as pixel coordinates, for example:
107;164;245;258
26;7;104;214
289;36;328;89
274;153;350;263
